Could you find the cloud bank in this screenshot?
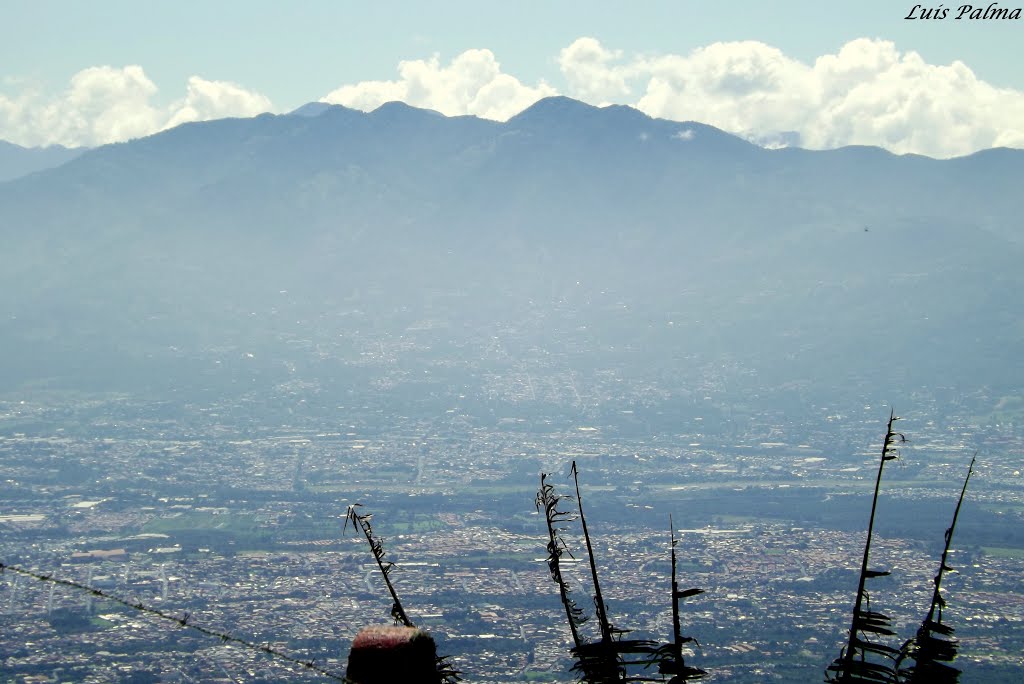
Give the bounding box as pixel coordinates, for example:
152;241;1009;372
322;37;1024;157
0;66;272;148
321;49;556;122
3;39;1023;158
559;37;1024;158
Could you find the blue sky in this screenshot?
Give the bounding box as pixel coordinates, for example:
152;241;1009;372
3;1;1023;157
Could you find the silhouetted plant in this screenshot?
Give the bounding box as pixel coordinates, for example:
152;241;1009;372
538;462;705;683
895;454;977;683
570;460;628;683
536;471;589;649
345;503;413;628
344;503;460;683
344;501;460;684
826;410;905;683
652;517;706;682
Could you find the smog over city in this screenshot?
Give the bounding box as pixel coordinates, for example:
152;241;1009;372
2;4;1022;683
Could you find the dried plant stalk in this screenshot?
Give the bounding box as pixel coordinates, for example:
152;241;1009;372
826;410;904;683
896;454;977;683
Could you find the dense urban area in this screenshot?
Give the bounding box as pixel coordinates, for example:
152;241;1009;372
2;37;1023;683
1;372;1022;683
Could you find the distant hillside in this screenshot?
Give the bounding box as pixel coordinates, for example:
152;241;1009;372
0;140;84;182
0;97;1021;420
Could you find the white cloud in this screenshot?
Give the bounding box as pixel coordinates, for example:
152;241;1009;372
634;41;816;141
801;42;1024;156
558;37;632;103
164;76;273;130
558;36;1024;158
3;39;1022;158
0;66;161;147
0;66;272;148
321;49;555;120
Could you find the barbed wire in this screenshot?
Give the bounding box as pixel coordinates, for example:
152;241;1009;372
0;560;347;682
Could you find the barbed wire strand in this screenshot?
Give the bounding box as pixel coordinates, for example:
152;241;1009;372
0;561;346;682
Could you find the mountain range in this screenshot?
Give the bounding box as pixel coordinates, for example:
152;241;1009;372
0;140;83;183
1;97;1021;423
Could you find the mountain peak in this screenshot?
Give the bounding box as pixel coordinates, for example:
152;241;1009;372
508;96;601;124
289;102;347;118
370;101;445;121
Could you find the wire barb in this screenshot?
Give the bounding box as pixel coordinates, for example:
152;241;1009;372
0;561;347;681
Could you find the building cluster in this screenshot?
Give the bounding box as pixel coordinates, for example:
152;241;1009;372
1;388;1021;682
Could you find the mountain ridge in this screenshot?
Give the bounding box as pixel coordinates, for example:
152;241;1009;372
0;139;85;182
0;96;1020;416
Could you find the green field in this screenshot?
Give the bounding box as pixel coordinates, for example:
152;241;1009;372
142;511;260;535
981;546;1024;559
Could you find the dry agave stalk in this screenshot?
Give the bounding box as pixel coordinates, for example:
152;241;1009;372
895;454;976;683
538;463;705;683
826;410;905;683
536;472;589;649
653;517;706;682
345;503;413;628
570;460;626;683
344;504;460;683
